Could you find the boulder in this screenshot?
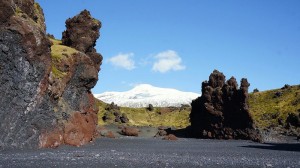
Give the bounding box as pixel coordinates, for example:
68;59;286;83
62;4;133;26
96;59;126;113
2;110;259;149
155;130;168;137
97;127;116;139
190;70;261;142
105;102;120;111
120;127;139;136
105;131;116;139
147;104;154;111
120;113;129;123
253;88;259;93
163;134;178;141
274;91;283;98
102;103;129;124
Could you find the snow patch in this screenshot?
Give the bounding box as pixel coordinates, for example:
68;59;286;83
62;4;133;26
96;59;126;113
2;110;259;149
94;84;200;108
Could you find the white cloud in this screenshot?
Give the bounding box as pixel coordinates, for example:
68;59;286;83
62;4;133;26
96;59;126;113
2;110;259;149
152;50;186;73
108;53;136;70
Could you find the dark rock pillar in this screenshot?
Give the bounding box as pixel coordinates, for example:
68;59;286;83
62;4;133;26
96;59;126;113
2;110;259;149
190;70;261;142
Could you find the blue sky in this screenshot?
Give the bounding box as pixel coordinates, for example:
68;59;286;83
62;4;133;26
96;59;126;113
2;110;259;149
36;0;300;94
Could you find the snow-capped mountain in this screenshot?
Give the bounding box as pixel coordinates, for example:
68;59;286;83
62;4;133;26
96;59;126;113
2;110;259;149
94;84;200;108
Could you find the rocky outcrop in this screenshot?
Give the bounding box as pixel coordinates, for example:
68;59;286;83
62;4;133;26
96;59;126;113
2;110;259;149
190;70;261;142
0;0;102;149
102;102;129;124
62;9;103;70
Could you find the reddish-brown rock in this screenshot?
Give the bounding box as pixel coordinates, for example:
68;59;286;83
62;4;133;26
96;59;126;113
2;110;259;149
120;127;140;137
106;131;116;139
190;70;261;142
39;128;63;148
62;9;103;69
0;0;102;149
163;134;178;141
63;112;97;146
40;9;102;147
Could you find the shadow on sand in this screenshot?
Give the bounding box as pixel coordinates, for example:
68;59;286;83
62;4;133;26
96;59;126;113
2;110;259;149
165;126;192;138
166;127;300;153
242;142;300;152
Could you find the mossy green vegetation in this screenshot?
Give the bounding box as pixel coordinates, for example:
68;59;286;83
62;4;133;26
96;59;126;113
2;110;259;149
49;37;78;79
50;38;77;62
95;99;108;125
13;2;45;31
49;38;62;45
33;2;45;31
96;85;300;130
96;99;190;128
51;66;66;79
120;107;189;128
15;6;23;14
249;85;300;128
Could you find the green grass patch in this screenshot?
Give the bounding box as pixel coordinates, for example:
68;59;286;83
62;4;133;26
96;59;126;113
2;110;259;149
96;99;190;129
50;41;77;62
51;66;66;79
249;85;300;128
49;38;62;45
49;37;78;79
95;85;300;129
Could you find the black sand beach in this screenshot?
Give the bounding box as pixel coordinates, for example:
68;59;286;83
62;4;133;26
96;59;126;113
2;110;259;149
1;137;299;168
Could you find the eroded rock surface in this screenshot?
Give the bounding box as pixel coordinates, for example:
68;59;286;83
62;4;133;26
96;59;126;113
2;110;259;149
0;0;102;149
62;9;103;70
190;70;261;142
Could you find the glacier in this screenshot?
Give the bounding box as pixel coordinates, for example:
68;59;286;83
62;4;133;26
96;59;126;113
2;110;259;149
94;84;200;108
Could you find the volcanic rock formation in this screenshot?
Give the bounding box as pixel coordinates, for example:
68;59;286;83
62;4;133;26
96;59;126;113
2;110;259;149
0;0;102;149
62;9;103;70
190;70;261;142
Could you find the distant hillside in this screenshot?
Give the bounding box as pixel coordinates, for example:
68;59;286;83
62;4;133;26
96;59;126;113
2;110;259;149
249;85;300;129
95;85;300;130
95;99;190;128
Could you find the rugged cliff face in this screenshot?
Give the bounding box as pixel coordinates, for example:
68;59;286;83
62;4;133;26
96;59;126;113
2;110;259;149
190;70;261;142
0;0;102;149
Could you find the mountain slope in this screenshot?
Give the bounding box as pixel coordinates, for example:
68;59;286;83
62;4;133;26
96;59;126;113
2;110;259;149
94;84;200;108
249;85;300;129
95;85;300;132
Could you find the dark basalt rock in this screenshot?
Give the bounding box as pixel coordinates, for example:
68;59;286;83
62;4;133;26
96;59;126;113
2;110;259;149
0;0;53;149
0;1;102;149
274;91;283;98
190;70;261;142
147;104;154;111
120;113;129;123
281;84;291;90
102;103;129;124
253;88;259;93
286;113;300;127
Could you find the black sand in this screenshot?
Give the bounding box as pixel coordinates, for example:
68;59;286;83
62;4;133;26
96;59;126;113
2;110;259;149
1;137;299;168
